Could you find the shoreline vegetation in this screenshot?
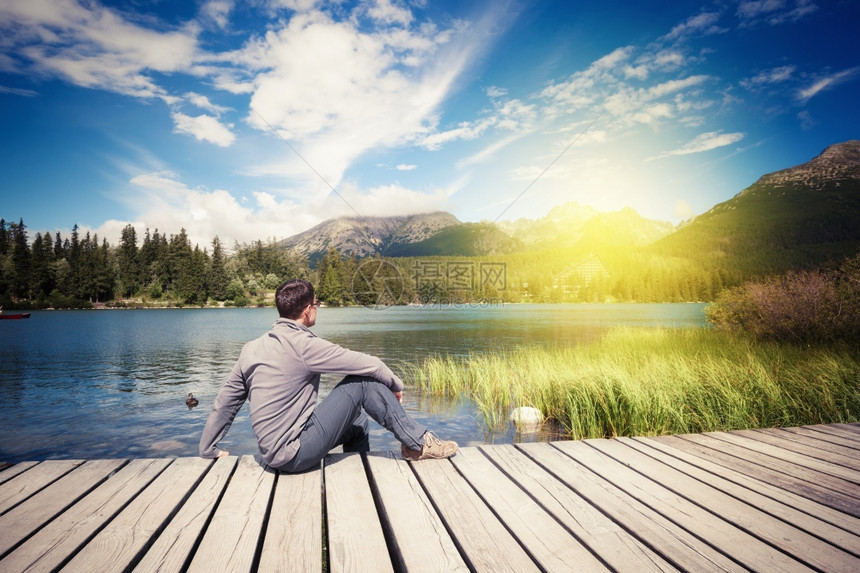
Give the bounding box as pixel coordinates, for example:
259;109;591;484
408;328;860;440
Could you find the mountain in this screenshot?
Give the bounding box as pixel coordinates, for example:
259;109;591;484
499;202;674;249
651;140;860;275
284;201;673;264
282;211;464;263
384;222;522;257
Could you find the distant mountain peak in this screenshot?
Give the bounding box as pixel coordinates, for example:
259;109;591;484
282;211;462;262
747;140;860;192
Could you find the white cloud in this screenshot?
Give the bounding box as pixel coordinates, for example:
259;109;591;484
365;0;413;26
109;172;301;248
184;92;230;115
602;75;709;119
797;67;859;103
333;182;451;218
741;65;795;89
662;11;724;40
736;0;785;20
396;164;417;171
421;95;536;150
797;110;817;131
268;0;322;11
201;0;234;30
171;112;236;146
242;8;492;186
656;131;745;158
737;0;818;26
0;84;38;96
0;0;199;99
98;171;450;247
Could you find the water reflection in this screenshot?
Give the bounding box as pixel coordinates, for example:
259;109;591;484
0;304;706;462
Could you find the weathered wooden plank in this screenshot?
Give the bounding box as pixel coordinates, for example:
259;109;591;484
518;442;744;573
759;427;860;460
0;458;170;573
364;451;468;573
676;434;860;516
410;451;541;572
0;459;126;557
187;455;275;573
324;452;393;573
803;424;860;441
0;460;84;514
0;461;39;486
257;465;323;573
633;436;860;539
591;438;860;571
780;426;860;450
831;422;860;433
480;444;679;573
554;440;813;572
709;431;860;483
133;456;238;573
451;446;608;572
63;457;214;572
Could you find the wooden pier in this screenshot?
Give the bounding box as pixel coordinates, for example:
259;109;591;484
1;423;858;572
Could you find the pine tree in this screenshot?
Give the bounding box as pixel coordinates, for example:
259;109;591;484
0;219;8;256
30;232;56;298
208;236;229;301
317;247;347;305
178;245;208;305
117;224;140;298
11;219;31;299
68;224;82;299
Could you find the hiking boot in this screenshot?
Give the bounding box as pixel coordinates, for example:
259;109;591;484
401;432;458;461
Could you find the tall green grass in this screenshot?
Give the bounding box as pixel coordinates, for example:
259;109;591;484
407;328;860;439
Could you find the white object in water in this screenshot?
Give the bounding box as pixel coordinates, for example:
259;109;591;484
509;406;543;430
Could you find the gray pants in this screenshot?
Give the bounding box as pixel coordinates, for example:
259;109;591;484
277;375;427;473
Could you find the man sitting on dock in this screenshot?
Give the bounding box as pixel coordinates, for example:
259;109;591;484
199;279;458;472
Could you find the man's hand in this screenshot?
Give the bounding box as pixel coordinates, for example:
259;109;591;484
393;391;403;403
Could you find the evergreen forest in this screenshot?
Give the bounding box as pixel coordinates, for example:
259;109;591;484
0;216;855;310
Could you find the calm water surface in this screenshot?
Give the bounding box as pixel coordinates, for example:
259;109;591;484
0;304;707;462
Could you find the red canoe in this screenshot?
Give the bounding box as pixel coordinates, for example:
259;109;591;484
0;313;30;320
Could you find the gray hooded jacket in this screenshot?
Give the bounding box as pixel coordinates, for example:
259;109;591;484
198;317;404;468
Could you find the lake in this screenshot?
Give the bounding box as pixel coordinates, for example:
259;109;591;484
0;303;708;463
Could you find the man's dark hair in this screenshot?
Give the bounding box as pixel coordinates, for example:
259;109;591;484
276;279;315;319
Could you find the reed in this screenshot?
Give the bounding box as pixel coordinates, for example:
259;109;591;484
406;328;860;439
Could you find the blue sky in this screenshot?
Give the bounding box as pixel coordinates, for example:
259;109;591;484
1;0;858;249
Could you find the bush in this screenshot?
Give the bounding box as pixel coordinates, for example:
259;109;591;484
707;252;860;342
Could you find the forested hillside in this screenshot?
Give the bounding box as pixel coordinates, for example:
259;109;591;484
0;220;310;309
651;141;860;278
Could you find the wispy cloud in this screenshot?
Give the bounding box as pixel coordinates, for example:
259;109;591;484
797;67;859;103
651;131;745;159
0;84;38;97
741;65;796;89
0;0;199;100
736;0;818;26
171;112;236;147
662;11;725;40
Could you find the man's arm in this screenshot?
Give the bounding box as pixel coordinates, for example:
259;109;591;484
302;336;405;392
198;364;248;458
